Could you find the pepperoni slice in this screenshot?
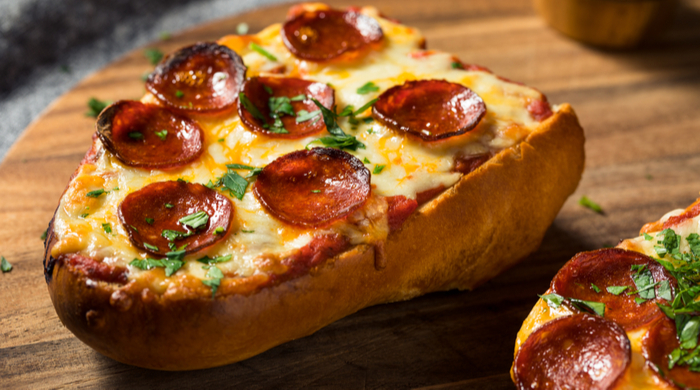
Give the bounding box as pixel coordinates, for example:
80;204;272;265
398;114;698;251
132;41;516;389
552;248;676;330
96;101;204;169
372;80;486;142
513;313;631;390
282;9;383;61
238;77;334;138
146;42;246;113
119;181;233;255
253;148;371;227
453;154;490;175
386;195;418;231
527;98;554;122
643;317;700;388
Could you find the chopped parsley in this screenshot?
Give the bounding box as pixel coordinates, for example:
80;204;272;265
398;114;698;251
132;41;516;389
239;92;266;121
241;229;255;233
579;195;603;214
236;23;249;35
102;223;112;234
40;229;48;240
202;265;225;297
569;298;606;316
175;90;184;98
311;189;321;193
222;171;249;200
643;232;654;241
1;257;12;273
129;257;183;277
591;283;601;293
129;131;144;140
155;129;168;141
606;286;628;295
179;211;209;230
80;213;89;218
86;97;110;118
290;94;306;101
296;109;321;123
145;217;154;225
165;203;174;209
539;293;605;316
451;61;464;69
308;98;366;151
225;163;263;178
373;165;385;174
197;254;232;264
630;264;657;300
540;293;565;308
213;227;225;235
144;48;164;65
363;157;371;164
162;229;193;241
143;243;159;252
249;42;277;61
356;81;380;95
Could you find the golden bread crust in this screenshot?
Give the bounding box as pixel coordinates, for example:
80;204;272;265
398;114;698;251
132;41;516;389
45;104;585;370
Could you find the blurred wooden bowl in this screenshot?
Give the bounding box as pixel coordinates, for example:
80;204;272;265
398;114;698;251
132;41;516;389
534;0;679;48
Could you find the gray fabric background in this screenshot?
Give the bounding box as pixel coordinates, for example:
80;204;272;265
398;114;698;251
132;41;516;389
0;0;289;162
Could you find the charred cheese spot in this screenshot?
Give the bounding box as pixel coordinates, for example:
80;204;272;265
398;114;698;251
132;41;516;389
53;6;552;285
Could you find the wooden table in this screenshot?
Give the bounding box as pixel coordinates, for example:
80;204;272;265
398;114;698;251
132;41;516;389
2;0;700;388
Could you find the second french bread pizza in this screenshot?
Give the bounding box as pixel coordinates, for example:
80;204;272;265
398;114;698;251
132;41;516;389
44;3;585;370
512;198;700;389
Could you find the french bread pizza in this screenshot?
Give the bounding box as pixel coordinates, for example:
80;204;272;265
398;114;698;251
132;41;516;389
44;3;585;370
512;198;700;389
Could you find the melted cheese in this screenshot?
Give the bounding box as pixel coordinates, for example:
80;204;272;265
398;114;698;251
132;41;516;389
52;6;549;287
513;211;700;389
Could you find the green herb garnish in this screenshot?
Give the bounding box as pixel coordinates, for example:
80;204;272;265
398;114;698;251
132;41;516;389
143;243;159;252
579;196;603;214
357;81;380;95
222;171;249;200
606;286;628;295
1;257;12;272
155;129;168;141
175;90;184;98
249;42;277;61
373;165;385;174
144;48;164;65
86;97;110;118
179;211;209;230
102;223;112;234
129;132;144;140
591;283;601;293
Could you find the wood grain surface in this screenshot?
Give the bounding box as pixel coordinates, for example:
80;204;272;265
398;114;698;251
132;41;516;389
2;0;700;388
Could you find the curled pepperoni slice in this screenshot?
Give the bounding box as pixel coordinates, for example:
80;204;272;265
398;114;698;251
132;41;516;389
119;181;233;256
238;77;334;138
253;148;371;227
146;42;246;113
282;9;383;61
372;80;486;142
513;313;630;390
552;248;676;330
96;101;204;169
643;317;700;388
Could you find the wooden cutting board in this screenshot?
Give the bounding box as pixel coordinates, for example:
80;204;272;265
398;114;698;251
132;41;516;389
2;0;700;388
